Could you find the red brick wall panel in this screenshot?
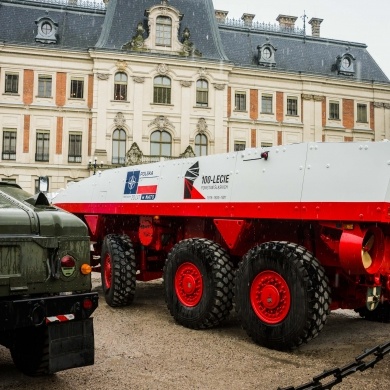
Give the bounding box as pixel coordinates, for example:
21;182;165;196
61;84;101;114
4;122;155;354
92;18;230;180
227;87;231;117
23;115;30;153
56;117;63;155
251;129;256;147
250;89;258;120
277;130;282;145
370;102;375;131
276;92;284;122
88;74;93;109
322;99;326;127
23;69;34;105
56;72;66;106
343;99;354;129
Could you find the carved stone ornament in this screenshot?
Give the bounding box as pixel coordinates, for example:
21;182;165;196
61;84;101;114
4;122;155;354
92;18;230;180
373;102;384;108
122;22;146;51
213;83;226;91
133;76;145;83
148;115;174;130
196;118;208;134
198;68;208;78
301;94;313;100
114;112;126;129
116;60;128;71
180;80;192;87
179;145;196;158
384;103;390;109
157;63;169;75
313;95;324;102
126;142;143;166
97;73;110;80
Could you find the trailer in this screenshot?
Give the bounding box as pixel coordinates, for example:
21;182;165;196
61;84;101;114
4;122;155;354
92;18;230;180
53;141;390;350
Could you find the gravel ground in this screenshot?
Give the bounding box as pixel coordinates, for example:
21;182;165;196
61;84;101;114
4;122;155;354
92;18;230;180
1;274;390;390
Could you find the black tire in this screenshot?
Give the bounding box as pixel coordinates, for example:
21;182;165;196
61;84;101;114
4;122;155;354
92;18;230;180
355;302;390;323
235;241;331;350
101;234;137;307
163;238;234;329
10;326;50;376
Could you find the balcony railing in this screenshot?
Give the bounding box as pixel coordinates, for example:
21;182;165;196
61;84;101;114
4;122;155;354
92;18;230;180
25;0;106;11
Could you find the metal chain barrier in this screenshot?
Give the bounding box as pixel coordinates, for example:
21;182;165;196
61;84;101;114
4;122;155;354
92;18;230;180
278;341;390;390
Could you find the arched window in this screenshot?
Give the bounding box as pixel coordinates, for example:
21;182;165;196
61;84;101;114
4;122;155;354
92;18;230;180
196;79;208;107
114;72;127;101
150;130;172;157
153;76;171;104
195;134;208;156
112;129;126;164
156;16;172;46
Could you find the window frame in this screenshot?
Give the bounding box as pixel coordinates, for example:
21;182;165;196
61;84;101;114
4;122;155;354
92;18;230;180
5;73;19;94
156;16;172;47
70;77;84;99
150;130;172;157
196;79;209;107
329;101;340;120
112;128;126;165
153;76;171;105
357;103;368;123
114;72;128;101
234;91;247;112
38;74;52;98
261;94;273;114
234;141;246;151
286;96;298;116
68;133;82;163
195;133;208;156
2;130;17;160
35;131;50;162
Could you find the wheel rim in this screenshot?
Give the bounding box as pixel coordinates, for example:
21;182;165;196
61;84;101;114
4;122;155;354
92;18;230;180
174;262;203;307
103;253;112;289
250;270;291;324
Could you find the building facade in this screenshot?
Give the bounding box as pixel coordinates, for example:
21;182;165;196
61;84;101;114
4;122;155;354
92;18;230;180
0;0;389;193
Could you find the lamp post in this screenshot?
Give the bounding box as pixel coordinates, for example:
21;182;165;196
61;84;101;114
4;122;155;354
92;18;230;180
88;157;103;175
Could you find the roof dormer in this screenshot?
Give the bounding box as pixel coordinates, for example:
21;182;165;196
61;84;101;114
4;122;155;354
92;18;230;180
336;51;356;76
35;16;58;44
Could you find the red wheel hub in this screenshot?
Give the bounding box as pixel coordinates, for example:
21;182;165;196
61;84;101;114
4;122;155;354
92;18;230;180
174;262;203;307
250;270;290;324
103;254;112;289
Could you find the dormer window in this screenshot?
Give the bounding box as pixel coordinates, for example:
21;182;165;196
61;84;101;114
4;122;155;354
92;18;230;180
156;16;172;47
257;43;277;67
144;2;183;53
336;53;355;76
35;17;58;44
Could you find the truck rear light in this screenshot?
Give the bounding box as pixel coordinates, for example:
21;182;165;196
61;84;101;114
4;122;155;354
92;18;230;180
83;298;94;310
80;263;92;275
60;255;76;277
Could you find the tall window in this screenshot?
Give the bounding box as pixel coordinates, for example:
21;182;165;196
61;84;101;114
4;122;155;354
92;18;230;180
357;103;368;122
261;95;273;114
38;75;52;98
2;130;16;160
156;16;172;46
287;97;298;116
5;73;18;94
68;133;82;163
114;72;127;101
195;134;208;156
70;77;84;99
112;129;126;164
196;79;208;107
150;130;171;156
234;141;246;151
329;101;340;120
35;132;50;162
153;76;171;104
235;92;246;111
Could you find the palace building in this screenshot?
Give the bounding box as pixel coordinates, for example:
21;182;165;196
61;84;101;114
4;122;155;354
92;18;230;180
0;0;389;193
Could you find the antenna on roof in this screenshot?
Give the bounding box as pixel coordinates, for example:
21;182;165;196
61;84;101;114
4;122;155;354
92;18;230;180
301;10;308;42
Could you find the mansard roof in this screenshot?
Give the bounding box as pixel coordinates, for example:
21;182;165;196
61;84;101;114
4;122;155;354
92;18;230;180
0;0;104;50
218;23;390;83
95;0;228;61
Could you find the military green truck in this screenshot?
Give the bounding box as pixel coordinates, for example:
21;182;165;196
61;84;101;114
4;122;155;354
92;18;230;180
0;182;98;376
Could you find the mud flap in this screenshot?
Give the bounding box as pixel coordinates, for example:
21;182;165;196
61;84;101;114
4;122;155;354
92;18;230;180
48;318;94;373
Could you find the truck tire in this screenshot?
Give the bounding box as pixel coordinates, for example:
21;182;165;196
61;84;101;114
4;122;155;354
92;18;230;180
10;326;49;376
101;234;137;307
235;241;331;350
355;302;390;323
163;238;234;329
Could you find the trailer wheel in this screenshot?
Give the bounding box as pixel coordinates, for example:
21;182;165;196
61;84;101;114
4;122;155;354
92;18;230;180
101;234;137;307
355;302;390;323
235;241;330;350
10;326;49;376
163;238;234;329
